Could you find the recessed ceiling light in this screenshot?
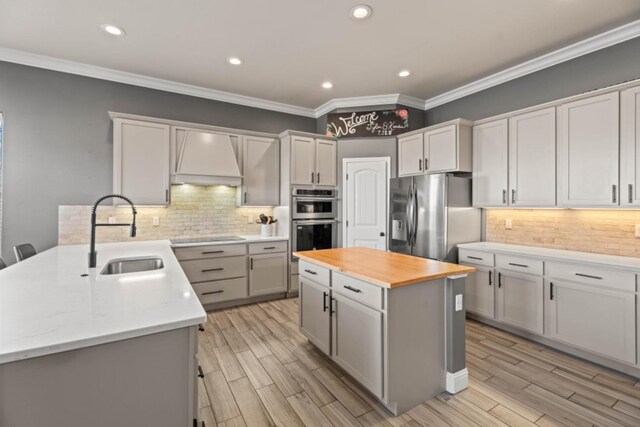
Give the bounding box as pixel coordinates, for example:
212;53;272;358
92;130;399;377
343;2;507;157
398;70;411;78
228;57;242;65
322;81;334;89
350;5;373;20
101;24;125;36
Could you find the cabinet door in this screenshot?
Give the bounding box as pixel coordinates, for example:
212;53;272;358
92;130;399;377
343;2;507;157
291;136;316;185
509;107;556;206
315;139;337;186
496;270;543;335
398;133;424;176
425;124;457;173
299;278;331;354
249;253;287;296
621;85;640;206
464;266;495;318
113;119;170;205
546;280;635;364
558;92;620;206
240;136;279;206
473;119;508;207
332;293;383;398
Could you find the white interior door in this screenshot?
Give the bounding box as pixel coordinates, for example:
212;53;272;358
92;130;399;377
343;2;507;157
343;158;389;250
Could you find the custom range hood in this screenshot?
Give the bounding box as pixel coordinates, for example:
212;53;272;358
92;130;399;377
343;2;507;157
172;129;242;186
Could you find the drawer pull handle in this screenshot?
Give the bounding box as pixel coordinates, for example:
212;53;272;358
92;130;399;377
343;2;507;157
330;296;335;316
508;263;529;268
344;285;362;293
488;270;493;286
323;291;329;312
198;365;204;378
202;268;224;273
304;269;317;275
263;246;276;250
467;256;483;260
198;324;205;332
575;273;603;280
550;282;554;300
498;272;502;288
202;290;224;296
202;250;224;255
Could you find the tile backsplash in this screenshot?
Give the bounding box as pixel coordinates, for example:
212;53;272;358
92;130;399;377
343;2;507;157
486;209;640;258
59;184;275;245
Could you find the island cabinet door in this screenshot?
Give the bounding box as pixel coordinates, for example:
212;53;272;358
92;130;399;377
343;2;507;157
299;278;331;355
495;270;543;335
331;293;384;398
546;280;636;364
465;266;495;319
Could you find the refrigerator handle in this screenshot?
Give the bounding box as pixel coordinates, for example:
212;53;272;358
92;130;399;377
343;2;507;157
412;182;419;246
406;183;414;247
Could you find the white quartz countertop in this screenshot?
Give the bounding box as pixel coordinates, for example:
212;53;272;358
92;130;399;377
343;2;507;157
170;235;288;248
0;240;206;364
459;242;640;271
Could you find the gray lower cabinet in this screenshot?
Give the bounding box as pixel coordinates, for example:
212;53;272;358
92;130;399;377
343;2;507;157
331;292;383;398
465;266;495;318
546;279;636;364
299;277;331;354
496;270;543;335
249;253;288;296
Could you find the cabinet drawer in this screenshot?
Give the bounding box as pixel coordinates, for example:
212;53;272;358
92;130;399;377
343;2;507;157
459;249;494;267
496;254;543;275
333;272;384;311
193;278;247;304
546;261;635;292
174;244;246;261
299;260;330;287
180;257;247;283
249;241;288;254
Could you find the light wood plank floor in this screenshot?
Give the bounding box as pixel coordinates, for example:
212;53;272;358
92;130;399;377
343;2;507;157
198;298;640;426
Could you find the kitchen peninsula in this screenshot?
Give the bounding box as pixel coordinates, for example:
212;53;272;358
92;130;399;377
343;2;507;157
294;247;475;415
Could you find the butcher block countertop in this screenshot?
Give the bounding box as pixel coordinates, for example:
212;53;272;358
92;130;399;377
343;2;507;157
293;247;475;288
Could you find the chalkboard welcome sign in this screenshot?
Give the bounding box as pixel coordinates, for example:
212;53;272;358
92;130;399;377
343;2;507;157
326;109;410;138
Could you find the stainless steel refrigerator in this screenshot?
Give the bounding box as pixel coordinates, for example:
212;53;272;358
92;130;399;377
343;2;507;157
389;174;481;262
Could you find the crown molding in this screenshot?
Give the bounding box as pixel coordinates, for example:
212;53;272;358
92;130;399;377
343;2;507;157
1;18;639;118
422;18;640;110
0;47;317;118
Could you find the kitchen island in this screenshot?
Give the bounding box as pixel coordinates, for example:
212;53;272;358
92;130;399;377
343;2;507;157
0;240;206;427
294;247;475;415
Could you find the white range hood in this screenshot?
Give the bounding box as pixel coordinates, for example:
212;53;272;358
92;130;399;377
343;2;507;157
172;129;242;186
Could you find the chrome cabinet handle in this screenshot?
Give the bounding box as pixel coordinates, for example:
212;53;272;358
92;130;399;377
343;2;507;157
202;268;223;272
202;290;224;295
304;269;317;275
344;285;362;293
575;273;602;280
612;184;617;204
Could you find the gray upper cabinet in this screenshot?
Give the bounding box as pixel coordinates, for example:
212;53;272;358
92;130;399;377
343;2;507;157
299;277;331;354
290;135;337;186
238;136;280;206
398;120;472;177
113;118;170;206
473;119;509;207
331;292;383;398
621;85;640;207
315;139;337;186
558;92;620;207
508;107;557;206
249;253;287;296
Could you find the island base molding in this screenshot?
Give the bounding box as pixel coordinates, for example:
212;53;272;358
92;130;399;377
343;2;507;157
468;313;640;378
446;368;469;393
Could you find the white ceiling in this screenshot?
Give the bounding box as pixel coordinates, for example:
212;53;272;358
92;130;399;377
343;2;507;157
1;0;640;111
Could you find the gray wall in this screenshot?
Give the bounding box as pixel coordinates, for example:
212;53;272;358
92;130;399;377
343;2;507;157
0;61;315;262
425;37;640;125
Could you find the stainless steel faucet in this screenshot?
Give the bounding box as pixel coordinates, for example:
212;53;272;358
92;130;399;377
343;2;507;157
88;194;137;268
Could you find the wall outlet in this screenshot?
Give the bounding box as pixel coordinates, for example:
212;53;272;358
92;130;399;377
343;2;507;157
505;218;513;230
455;294;463;312
635;224;640;238
247;215;254;224
108;216;116;224
152;217;160;226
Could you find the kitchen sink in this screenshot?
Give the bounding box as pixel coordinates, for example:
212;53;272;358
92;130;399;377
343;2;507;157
100;256;164;275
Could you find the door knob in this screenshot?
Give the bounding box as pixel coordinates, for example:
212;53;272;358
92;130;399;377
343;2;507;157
380;232;385;236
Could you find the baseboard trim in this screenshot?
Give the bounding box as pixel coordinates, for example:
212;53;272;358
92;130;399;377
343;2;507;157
445;368;469;394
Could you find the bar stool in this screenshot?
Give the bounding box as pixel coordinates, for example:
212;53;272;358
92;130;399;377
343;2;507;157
14;243;37;262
